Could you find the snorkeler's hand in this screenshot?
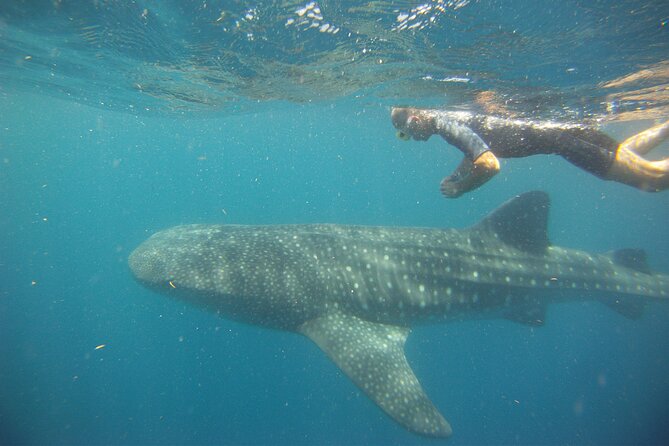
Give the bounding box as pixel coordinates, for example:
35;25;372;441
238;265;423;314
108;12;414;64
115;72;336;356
440;152;500;198
440;177;464;198
440;159;471;198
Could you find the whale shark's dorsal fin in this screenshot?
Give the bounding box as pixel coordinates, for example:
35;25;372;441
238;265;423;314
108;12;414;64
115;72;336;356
472;190;551;254
300;311;452;438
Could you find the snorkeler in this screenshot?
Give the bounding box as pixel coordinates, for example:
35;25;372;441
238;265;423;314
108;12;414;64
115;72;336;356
391;107;669;198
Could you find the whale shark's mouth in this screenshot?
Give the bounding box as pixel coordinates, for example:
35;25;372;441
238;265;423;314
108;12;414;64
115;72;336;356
128;243;167;285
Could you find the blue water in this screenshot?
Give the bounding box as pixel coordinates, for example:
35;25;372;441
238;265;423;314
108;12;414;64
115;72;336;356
2;1;669;445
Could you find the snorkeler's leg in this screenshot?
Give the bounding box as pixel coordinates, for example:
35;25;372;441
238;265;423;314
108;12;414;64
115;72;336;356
440;152;500;198
618;120;669;155
605;147;669;192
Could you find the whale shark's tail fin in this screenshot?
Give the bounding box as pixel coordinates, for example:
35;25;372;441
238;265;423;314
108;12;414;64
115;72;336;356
300;311;452;438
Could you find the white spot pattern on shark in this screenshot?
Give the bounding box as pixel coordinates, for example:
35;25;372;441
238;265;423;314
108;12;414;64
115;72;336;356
129;191;669;438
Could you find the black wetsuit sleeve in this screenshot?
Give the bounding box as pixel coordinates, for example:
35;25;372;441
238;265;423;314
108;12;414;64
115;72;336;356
438;120;490;160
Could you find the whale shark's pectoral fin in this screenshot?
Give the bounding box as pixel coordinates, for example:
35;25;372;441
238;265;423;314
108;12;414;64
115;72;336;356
300;311;452;438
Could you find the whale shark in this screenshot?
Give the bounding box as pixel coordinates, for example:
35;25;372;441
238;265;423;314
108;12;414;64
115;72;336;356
128;191;668;438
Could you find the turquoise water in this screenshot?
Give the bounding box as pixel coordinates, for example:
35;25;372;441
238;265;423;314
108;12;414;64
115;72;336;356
2;1;669;445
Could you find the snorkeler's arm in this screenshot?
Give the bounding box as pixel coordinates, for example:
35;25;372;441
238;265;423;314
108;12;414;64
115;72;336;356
437;119;491;161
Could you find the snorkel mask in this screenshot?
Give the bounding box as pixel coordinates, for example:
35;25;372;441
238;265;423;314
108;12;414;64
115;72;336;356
396;130;410;141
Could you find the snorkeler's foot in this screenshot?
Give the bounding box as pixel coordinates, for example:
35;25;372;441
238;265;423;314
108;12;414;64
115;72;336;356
606;148;669;192
439;152;500;198
619;120;669;155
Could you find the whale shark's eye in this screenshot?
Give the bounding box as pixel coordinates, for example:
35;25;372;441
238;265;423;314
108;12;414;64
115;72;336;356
396;131;410;141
